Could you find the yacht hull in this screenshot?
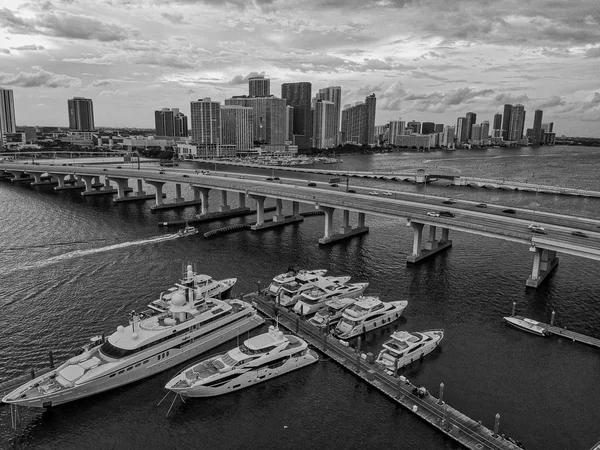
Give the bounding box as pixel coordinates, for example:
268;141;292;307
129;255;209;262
376;331;443;373
334;301;407;340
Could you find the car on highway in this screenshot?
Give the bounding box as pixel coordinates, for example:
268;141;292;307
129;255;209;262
439;211;455;218
103;169;108;172
476;203;487;208
571;231;588;238
266;177;274;181
182;174;189;178
307;182;317;187
427;212;440;217
502;208;516;214
528;224;547;234
159;170;165;174
330;183;339;187
442;198;456;204
116;166;122;169
347;189;356;193
382;191;393;196
369;191;379;195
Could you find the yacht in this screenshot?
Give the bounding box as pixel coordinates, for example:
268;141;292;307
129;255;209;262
149;266;236;313
503;316;548;337
375;329;444;373
278;274;351;307
267;268;327;297
334;296;408;339
293;282;369;316
165;326;318;397
2;268;264;408
307;297;357;329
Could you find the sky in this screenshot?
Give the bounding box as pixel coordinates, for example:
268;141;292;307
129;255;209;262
1;0;599;137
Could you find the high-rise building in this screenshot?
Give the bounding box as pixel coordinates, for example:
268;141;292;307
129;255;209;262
249;75;270;97
340;94;376;146
471;124;482;142
502;104;513;140
155;108;189;138
542;122;554;133
508;104;526;141
481;121;490;141
175;112;188;137
0;88;16;148
532;109;543;146
190;98;221;145
225;96;286;146
285;106;294;143
456;117;467;142
281;82;312;149
68;97;95;131
317;86;342;145
465;112;476;141
422;122;435;135
434;124;444;133
388;120;405;145
312;99;337;149
220;105;254;150
406;121;421;134
493;113;502;131
364;93;376;145
442;126;455;148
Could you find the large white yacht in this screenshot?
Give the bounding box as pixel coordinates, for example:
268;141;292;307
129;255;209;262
293;282;369;316
148;266;236;313
165;326;318;397
375;329;444;373
2;268;263;408
334;296;408;339
307;297;357;329
278;274;351;307
267;268;327;297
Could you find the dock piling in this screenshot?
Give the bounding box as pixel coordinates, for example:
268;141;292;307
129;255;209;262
30;368;35;380
357;336;362;354
511;302;516;316
493;413;501;437
356;353;361;373
256;281;261;294
49;350;54;369
551;310;556;326
438;382;444;405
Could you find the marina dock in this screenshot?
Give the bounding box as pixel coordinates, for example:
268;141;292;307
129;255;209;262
246;292;523;450
512;314;600;348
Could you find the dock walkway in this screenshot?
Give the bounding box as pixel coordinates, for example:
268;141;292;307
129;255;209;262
247;293;522;450
513;315;600;348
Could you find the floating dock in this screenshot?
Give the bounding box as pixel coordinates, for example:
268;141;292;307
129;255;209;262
246;292;522;450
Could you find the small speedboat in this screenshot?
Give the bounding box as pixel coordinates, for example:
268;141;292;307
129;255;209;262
375;329;444;373
503;316;548;337
165;326;318;397
177;224;198;237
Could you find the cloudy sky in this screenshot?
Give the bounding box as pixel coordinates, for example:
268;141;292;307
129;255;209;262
1;0;599;136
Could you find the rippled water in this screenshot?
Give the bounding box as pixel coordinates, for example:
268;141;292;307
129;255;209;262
1;146;599;450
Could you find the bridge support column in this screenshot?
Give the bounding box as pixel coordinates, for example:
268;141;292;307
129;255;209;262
526;247;559;288
6;170;31;183
50;173;66;189
273;198;285;222
424;225;438;250
319;206;335;241
358;212;366;228
317;207;369;245
220;191;230;212
441;227;450;242
135;179;146;196
406;221;452;265
110;178;130;199
79;175;97;195
174;184;184;203
145;180;166;206
292;201;300;216
248;195;266;229
29;172;44;184
191;187;211;214
238;193;246;208
340;209;351;234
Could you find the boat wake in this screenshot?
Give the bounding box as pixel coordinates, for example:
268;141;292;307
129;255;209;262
3;235;181;275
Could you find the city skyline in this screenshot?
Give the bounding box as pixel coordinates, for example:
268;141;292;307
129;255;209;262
0;1;599;137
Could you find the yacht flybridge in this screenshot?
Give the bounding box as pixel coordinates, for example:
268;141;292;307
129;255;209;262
293;282;369;316
2;267;263;408
267;268;327;297
165;326;318;397
375;329;444;373
278;274;351;307
334;296;408;339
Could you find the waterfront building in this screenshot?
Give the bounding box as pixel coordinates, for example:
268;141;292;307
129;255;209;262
340;94;376;146
422;122;435;135
317;86;342;145
502;104;512;141
508;104;526;141
281;82;312;149
481;121;490;141
190;98;221;146
155;108;188;138
456;117;467;143
396;134;430;148
533;109;543;146
225;96;286;146
312;99;337;149
364;93;376;145
388;120;405;145
249;75;270;97
406;120;421;134
465;112;476;142
441;126;455;148
542;122;554;133
493;113;502;138
68;97;95;131
220;105;254;151
0;88;16;148
434;124;444;133
471;124;482;142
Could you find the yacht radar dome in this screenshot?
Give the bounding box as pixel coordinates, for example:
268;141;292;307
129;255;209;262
117;325;124;333
171;290;186;307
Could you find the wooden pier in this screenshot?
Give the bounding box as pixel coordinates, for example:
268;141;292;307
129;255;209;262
247;292;522;450
512;314;600;348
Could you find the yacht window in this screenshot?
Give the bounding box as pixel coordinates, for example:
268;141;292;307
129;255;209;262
127;367;133;371
100;341;137;359
339;318;356;327
371;303;385;312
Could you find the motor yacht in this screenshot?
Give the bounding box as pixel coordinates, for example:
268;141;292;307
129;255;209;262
503;316;548;337
267;268;327;297
293;282;369;316
307;297;357;329
165;326;318;397
148;265;236;313
375;329;444;373
334;296;408;339
2;268;263;408
278;274;350;307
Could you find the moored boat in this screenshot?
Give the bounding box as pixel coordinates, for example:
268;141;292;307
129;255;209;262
293;281;369;316
267;268;327;297
334;296;408;340
165;326;318;397
278;274;350;307
503;316;548;337
307;297;357;329
2;268;263;408
375;329;444;373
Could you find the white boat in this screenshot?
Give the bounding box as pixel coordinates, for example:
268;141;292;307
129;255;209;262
267;268;327;297
293;282;369;316
334;296;408;339
148;265;236;313
278;274;351;307
177;224;198;237
165;326;318;397
503;316;548;337
307;297;356;329
2;268;264;408
375;329;444;373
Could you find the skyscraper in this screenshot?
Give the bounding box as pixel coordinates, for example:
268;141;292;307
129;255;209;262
155;108;189;138
281;82;312;149
388;120;405;145
68;97;95;131
225;96;287;146
422;122;435;135
481;121;490;141
532;109;543;145
0;88;16;148
434;124;444;133
493;113;502;131
317;86;342;145
249;75;270;97
456;117;467;142
340;94;376;146
406;121;421;134
502;104;513;141
190;98;220;145
465;112;476;141
312;99;337;149
364;94;376;145
285;106;294;143
220;105;254;150
508;104;526;141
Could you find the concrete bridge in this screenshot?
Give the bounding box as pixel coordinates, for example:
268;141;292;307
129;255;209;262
1;162;599;289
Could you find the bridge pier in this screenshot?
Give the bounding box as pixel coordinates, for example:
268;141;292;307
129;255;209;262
526;247;559;288
6;170;33;183
51;173;85;191
238;192;246;208
193;186;211;214
27;171;57;186
248;195;303;231
220;191;230;212
406;222;452;264
80;174;117;196
317;205;369;245
146;180;166;206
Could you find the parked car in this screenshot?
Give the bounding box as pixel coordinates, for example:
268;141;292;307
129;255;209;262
571;231;588;237
528;224;547;234
439;211;455;218
307;182;317;187
427;212;440;217
266;177;274;181
103;169;108;172
475;203;487;208
503;208;516;214
182;174;189;178
273;177;280;180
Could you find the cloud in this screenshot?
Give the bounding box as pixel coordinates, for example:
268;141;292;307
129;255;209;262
377;82;407;110
537;96;566;109
229;71;267;85
0;69;81;88
10;44;45;51
0;48;11;54
0;7;35;34
99;89;129;96
135;54;198;69
491;93;530;105
402;87;494;112
161;12;188;24
91;80;113;87
584;47;600;58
